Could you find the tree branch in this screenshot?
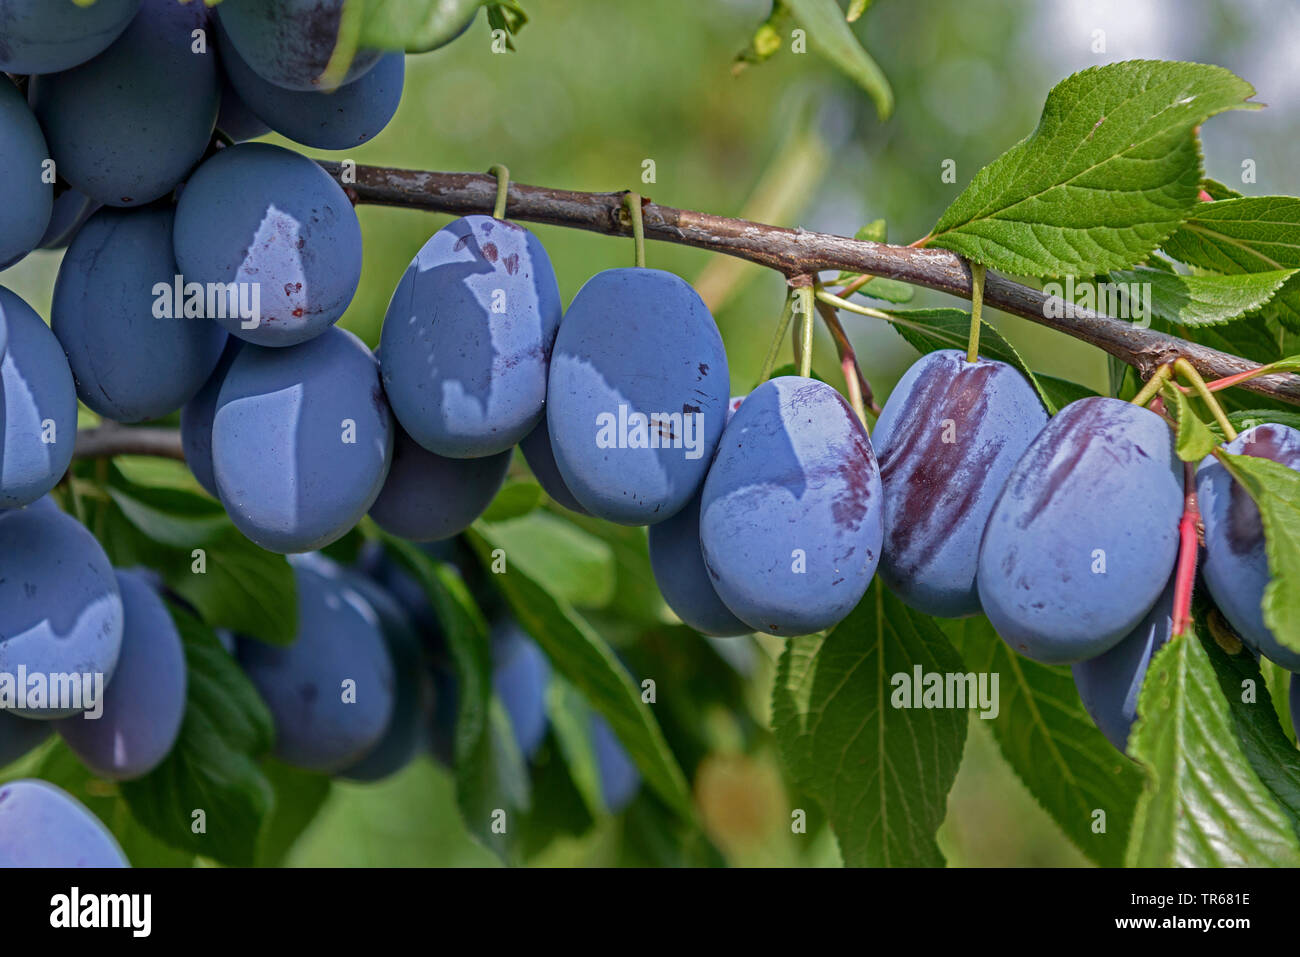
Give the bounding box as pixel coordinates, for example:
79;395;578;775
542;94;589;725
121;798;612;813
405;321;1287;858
320;161;1300;407
74;425;185;461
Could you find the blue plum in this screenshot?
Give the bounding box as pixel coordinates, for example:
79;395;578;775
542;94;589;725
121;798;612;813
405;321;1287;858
0;779;128;867
29;0;219;207
491;621;550;760
978;397;1182;664
0;709;51;768
173;143;363;346
380;215;562;458
0;0;140;74
180;337;243;497
591;712;640;814
238;555;395;773
216;0;382;92
699;376;884;636
219;24;404;151
212;326;393;553
0;502;123;719
56;569;186;780
38;189;99;251
872;350;1047;618
367;424;510;542
0;78;51;269
335;567;425;782
547;268;730;525
0;287;77;508
1072;575;1174;753
519;417;588;514
52;206;228;423
216;70;270;143
1196;423;1300;670
648;490;750;637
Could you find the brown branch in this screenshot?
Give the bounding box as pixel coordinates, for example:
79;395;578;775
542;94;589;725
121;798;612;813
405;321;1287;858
74;426;185;461
319;161;1300;407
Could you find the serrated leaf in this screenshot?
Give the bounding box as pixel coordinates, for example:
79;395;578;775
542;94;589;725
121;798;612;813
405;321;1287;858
119;605;275;867
1111;266;1297;327
771;581;967;867
1161;382;1220;461
355;0;484;52
1200;178;1243;201
785;0;892;118
475;511;615;609
1225;409;1300;436
1216;453;1300;655
466;527;694;820
941;616;1142;867
1126;625;1300;866
928;61;1256;278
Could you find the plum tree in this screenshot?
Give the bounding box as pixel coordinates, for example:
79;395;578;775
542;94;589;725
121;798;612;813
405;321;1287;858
29;0;219;207
0;779;129;867
699;376;883;635
238;555;395;773
0;287;77;508
56;569;186;780
173;142;363;347
0;709;51;768
978;397;1182;664
218;24;405;151
368;424;510;542
180;337;243;497
52;206;228;423
519;417;589;515
379;215;563;458
1072;575;1174;753
872;349;1047;618
212;326;393;553
215;0;383;92
547;268;730;525
0;78;51;269
1196;423;1300;670
0;0;141;75
0;501;123;719
591;712;640;813
491;621;551;761
38;189;99;251
648;490;750;637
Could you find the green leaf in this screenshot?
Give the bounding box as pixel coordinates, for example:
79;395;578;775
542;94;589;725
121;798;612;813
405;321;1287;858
1225;409;1300;437
1200;178;1243;201
475;511;615;609
466;526;694;820
784;0;892;119
105;485;229;548
120;605;275;867
1110;266;1297;327
928;61;1256;278
942;616;1142;867
255;760;331;867
355;0;485;52
835;275;914;303
1126;625;1300;866
1161;382;1220;462
545;675;605;818
1217;452;1300;655
479;480;544;523
771;581;967;866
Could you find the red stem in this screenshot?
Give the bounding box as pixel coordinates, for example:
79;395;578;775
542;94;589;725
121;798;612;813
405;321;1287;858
1172;461;1201;637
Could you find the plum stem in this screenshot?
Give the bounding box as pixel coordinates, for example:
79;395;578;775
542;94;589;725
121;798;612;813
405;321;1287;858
487;164;511;219
1173;357;1237;441
796;286;815;379
1130;364;1172;407
1171;461;1201;637
757;288;797;383
622;192;646;268
966;261;986;363
813;288;893;321
814;290;879;423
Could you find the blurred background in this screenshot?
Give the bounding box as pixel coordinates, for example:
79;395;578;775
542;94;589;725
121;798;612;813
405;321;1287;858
7;0;1300;866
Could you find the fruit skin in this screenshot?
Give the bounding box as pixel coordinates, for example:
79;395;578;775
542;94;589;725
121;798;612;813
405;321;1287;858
0;287;78;508
52;206;228;423
978;396;1182;665
368;424;510;542
872;350;1048;618
219;23;404;151
38;189;99;251
699;376;884;636
0;79;51;269
216;0;382;92
1196;423;1300;670
380;215;563;458
0;709;51;768
180;337;244;497
591;713;640;813
491;622;550;760
0;501;124;719
56;569;187;780
212;326;393;554
547;268;730;525
173;142;363;347
238;555;395;773
519;417;588;515
1072;575;1175;753
216;70;271;143
648;490;750;637
0;779;129;867
0;0;141;75
29;0;220;208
